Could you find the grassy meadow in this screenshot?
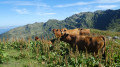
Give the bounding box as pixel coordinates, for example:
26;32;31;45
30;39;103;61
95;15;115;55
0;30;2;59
0;29;120;67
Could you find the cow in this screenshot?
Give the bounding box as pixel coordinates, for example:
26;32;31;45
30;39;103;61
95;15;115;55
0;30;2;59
52;29;62;38
60;33;106;59
60;28;90;36
60;28;80;36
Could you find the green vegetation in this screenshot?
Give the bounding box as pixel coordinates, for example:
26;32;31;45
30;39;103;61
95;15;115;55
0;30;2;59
107;19;120;32
0;9;120;40
0;29;120;67
90;29;120;37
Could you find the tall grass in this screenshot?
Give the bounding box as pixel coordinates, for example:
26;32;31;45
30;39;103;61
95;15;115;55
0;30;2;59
0;36;120;67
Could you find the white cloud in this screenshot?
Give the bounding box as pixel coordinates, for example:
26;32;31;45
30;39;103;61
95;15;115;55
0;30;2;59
97;5;117;9
0;1;32;5
96;0;120;3
15;8;30;14
55;0;120;8
55;1;93;8
55;2;94;7
44;13;56;15
0;1;50;7
36;13;56;15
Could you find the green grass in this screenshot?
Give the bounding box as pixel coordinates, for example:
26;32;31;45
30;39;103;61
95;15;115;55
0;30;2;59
91;29;120;37
0;29;120;67
91;29;120;53
0;49;43;67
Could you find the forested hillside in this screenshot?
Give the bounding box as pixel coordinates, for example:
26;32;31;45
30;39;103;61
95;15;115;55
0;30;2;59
0;9;120;40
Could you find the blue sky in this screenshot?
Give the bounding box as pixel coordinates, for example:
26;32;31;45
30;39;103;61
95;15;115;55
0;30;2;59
0;0;120;28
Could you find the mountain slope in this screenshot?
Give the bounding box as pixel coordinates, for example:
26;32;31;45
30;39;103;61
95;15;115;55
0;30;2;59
0;9;120;40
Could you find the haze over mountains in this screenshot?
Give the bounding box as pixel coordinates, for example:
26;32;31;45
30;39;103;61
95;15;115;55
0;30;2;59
0;26;18;34
0;9;120;40
0;29;9;34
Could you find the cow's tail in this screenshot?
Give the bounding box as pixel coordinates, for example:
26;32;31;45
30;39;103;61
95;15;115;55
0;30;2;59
101;36;106;59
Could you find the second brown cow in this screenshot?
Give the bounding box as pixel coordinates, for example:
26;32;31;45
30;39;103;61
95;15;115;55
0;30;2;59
60;33;106;59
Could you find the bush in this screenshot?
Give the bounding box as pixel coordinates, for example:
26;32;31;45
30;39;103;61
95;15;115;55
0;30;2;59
0;48;9;63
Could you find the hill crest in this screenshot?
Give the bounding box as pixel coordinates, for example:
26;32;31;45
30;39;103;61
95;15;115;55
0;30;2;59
0;9;120;40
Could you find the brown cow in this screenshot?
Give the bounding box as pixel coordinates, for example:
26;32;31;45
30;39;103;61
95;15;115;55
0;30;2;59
60;28;90;36
52;28;90;38
60;33;106;59
60;28;80;36
52;29;62;38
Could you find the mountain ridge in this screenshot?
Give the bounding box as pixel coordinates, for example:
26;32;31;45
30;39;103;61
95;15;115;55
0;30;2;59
0;9;120;40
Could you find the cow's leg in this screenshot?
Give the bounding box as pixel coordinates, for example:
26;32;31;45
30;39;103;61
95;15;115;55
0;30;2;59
101;48;106;59
70;44;74;52
93;50;98;57
73;44;76;52
102;52;106;59
100;45;106;59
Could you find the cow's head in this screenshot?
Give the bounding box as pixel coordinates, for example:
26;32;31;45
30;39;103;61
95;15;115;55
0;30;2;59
52;29;61;33
60;28;68;35
52;29;62;38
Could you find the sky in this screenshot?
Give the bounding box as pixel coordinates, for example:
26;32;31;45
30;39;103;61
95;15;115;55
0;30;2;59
0;0;120;28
